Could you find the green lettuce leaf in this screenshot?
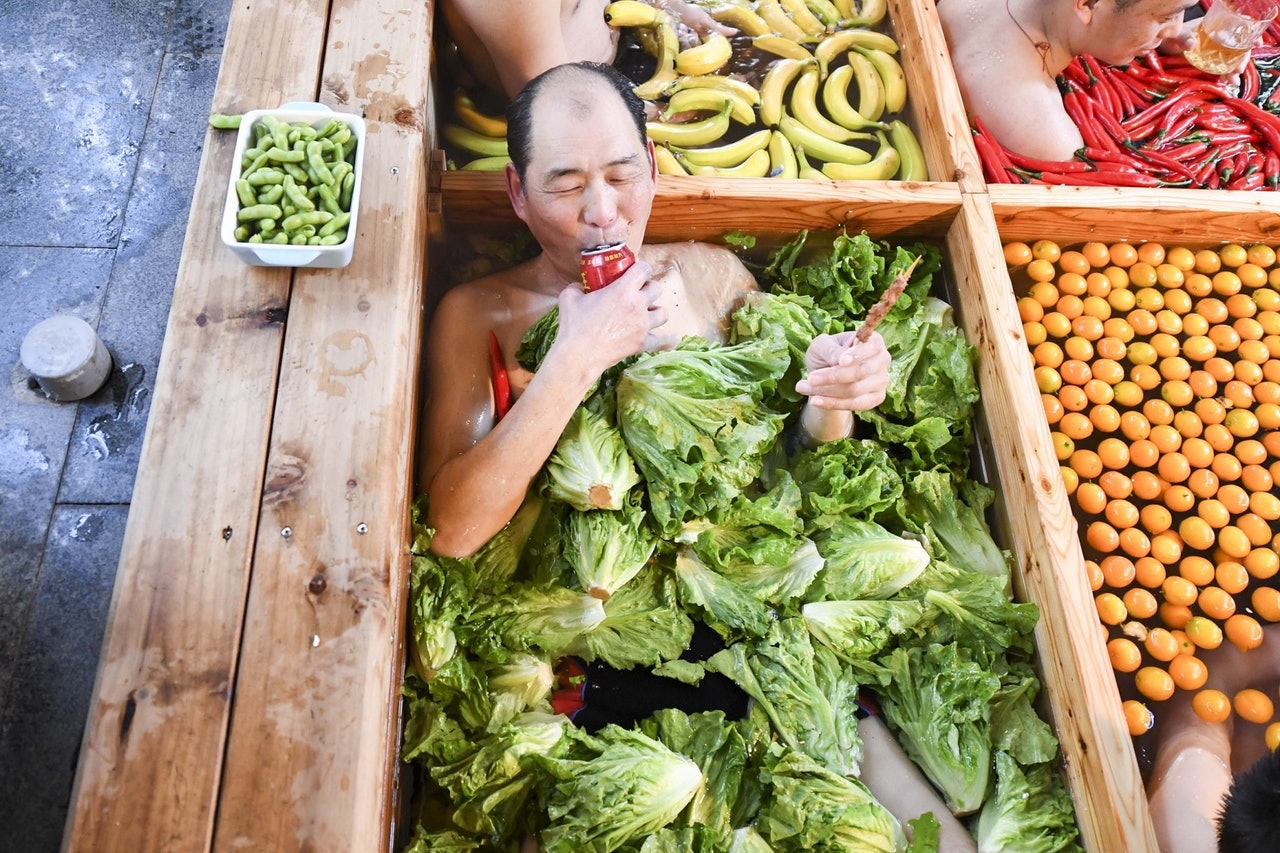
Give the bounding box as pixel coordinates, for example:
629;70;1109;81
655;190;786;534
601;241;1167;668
789;439;904;529
467;582;607;660
563;570;694;668
641;709;748;840
802;598;927;662
899;471;1010;582
672;547;775;639
561;492;657;600
544;406;642;511
974;752;1082;853
810;518;931;601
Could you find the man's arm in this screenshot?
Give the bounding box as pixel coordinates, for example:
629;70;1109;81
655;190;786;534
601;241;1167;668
421;263;667;558
446;0;573;98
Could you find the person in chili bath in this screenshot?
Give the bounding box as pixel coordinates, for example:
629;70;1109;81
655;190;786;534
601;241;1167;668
417;60;978;852
440;0;732;101
939;0;1218;160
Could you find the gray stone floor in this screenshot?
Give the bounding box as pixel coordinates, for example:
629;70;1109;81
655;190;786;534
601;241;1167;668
0;0;232;847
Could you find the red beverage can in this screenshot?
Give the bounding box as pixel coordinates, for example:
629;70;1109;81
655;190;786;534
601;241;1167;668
579;242;635;292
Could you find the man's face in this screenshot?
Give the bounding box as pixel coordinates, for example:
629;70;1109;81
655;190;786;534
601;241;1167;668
1082;0;1197;64
506;79;657;283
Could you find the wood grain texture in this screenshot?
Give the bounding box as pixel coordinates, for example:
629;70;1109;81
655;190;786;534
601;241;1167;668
946;192;1159;853
990;184;1280;244
887;0;984;191
440;171;963;239
210;0;432;848
62;0;331;850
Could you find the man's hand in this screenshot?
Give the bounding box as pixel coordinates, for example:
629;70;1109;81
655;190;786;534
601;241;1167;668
651;0;737;37
554;260;669;371
797;330;891;412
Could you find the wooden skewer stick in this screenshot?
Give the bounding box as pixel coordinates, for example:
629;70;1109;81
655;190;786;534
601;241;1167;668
855;254;923;343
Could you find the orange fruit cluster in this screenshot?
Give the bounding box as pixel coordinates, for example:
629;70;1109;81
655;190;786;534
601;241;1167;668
1006;239;1280;742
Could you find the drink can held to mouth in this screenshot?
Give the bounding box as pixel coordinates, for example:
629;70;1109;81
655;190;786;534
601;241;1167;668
579;242;635;292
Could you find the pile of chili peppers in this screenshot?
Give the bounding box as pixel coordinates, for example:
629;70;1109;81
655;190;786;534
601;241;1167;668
973;17;1280;190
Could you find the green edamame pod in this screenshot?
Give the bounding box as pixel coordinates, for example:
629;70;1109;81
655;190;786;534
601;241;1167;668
331;126;351;147
282;162;310;184
315;119;340;138
317;211;350;237
308;236;323;245
319;232;347;245
340;171;355;210
290;231;310;245
266;147;306;163
246;168;285;186
282;175;315;212
242;147;265;165
209;113;242;129
280;210;333;232
261;115;290;152
235;179;257;207
269;232;290;244
258;218;277;234
316;184;341;216
249;233;264;243
237;203;282;222
240;152;271;179
330;162;352;189
306;141;335;186
257;184;284;205
234;225;251;242
332;141;345;164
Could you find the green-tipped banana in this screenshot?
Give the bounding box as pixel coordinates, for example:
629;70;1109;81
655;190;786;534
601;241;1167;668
671;128;772;167
805;0;844;27
675;32;734;76
752;34;814;61
846;49;886;121
779;0;828;36
676;146;773;177
759;56;816;128
778;109;873;164
854;46;907;114
654;144;689;176
844;0;888;26
794;145;826;179
634;15;680;100
709;4;771;36
814;28;899;78
791;65;871;143
665;74;762;105
646;102;732;146
889;119;927;181
664;87;756;124
454;91;508;138
822;64;888;131
603;0;661;27
820;131;900;179
459;155;513;171
444;123;509;158
768;129;799;178
756;0;811;40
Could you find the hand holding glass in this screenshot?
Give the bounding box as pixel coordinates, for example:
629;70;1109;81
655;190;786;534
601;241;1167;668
1184;0;1278;76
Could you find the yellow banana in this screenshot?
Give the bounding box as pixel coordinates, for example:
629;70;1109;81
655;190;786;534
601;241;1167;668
820;131;900;179
844;0;888;26
664;87;757;124
675;32;734;76
854;46;907;114
758;56;816;128
791;65;871;143
756;0;811;40
443;123;509;158
778;0;827;36
645;102;732;146
794;145;826;179
709;4;772;36
889;119;927;181
768;129;799;178
671;128;772;167
778;109;873;164
805;0;844;27
665;74;762;106
752;34;814;61
459;154;513;171
454;91;508;138
654;144;689;176
634;15;681;100
833;0;857;16
676;146;773;177
845;49;885;121
603;0;662;26
822;64;887;131
814;28;899;78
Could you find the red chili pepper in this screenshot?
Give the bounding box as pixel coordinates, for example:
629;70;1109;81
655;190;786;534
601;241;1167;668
1006;148;1095;173
1224;96;1280;151
1161;139;1212;162
488;330;512;421
970;124;1017;183
1266;151;1280;188
1034;170;1117;186
1243;61;1262;102
1130;145;1199;181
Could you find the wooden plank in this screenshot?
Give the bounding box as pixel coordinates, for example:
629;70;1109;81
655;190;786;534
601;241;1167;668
990;184;1280;245
887;0;983;191
210;0;433;847
62;1;332;851
945;192;1159;853
441;171;963;239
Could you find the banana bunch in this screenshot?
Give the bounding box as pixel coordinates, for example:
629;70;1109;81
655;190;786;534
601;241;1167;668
439;2;928;180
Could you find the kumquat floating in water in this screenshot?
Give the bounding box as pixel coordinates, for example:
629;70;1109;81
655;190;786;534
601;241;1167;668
1008;239;1280;745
